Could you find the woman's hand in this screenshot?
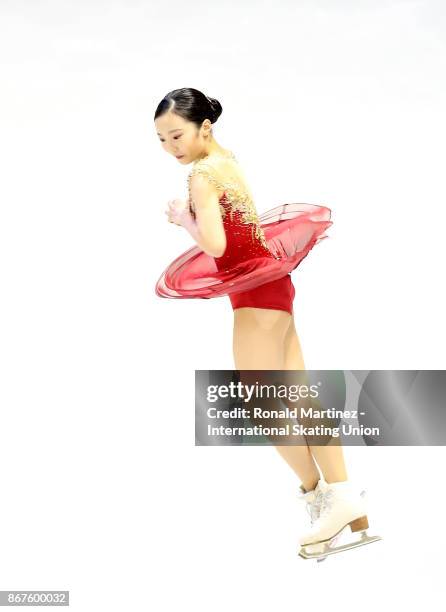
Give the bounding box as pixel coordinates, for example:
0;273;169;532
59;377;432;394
165;198;190;227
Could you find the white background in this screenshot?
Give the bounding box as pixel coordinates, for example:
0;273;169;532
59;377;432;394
0;0;444;609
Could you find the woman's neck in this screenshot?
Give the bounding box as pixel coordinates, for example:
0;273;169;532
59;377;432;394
202;139;230;157
196;142;233;162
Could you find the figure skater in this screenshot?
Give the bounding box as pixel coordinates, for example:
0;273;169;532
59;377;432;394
154;88;381;560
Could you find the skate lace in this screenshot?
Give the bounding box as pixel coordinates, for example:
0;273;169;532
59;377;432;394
312;488;325;520
305;488;325;523
319;489;335;518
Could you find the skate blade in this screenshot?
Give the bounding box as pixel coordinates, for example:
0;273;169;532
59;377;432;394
299;531;382;561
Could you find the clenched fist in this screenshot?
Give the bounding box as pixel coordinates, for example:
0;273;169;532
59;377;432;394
165;198;189;226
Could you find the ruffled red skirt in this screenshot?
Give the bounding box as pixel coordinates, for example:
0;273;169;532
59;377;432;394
155;203;332;312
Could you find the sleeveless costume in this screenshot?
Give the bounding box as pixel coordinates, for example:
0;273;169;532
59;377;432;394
155;150;332;315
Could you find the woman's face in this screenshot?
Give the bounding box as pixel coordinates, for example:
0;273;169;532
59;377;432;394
155;111;210;164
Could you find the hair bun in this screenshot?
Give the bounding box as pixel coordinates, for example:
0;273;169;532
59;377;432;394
206;96;222;123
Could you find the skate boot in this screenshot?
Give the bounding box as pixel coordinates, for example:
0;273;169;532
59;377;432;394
298;479;382;562
297;478;326;525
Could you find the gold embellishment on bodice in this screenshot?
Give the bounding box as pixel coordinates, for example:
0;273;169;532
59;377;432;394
187;151;269;250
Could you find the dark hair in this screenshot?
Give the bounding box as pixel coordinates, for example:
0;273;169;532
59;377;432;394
154;88;223;128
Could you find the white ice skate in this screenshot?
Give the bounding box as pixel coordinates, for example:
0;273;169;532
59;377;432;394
298;479;382;562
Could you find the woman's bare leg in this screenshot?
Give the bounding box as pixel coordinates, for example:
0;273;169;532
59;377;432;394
283;314;348;484
277;314;321;490
232;307;320;492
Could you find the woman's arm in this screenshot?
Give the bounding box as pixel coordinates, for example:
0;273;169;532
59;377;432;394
182;174;227;258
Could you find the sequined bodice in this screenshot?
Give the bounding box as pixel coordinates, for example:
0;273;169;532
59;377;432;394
187;151;276;270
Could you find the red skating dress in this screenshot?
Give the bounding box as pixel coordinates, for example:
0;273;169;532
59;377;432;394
155;151;332;315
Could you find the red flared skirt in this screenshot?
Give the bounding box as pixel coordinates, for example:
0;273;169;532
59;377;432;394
155;203;332;313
